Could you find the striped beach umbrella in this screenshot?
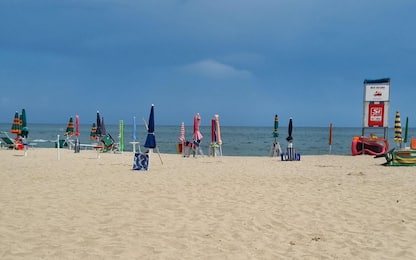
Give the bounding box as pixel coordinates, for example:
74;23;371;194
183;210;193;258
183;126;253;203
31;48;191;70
75;115;80;137
273;114;279;138
10;111;21;135
90;123;97;140
394;111;402;143
65;117;75;137
179;122;185;143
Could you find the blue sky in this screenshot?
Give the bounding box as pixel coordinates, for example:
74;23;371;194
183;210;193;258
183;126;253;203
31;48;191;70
1;0;415;127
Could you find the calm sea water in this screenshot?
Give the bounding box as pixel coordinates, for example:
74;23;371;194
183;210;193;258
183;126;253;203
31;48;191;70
1;123;414;156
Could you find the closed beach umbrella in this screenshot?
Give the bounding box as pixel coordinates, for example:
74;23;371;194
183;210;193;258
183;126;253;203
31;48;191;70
179;122;185;143
132;116;137;142
90;123;97;140
119;120;124;152
10;111;21;136
214;114;222;145
96;111;102;137
404;116;409;144
101;117;107;136
75;115;80;138
74;115;80;153
144;104;156;148
273;114;279;138
211;119;216;143
329;123;333;154
394;111;402;143
65;117;75;137
20;108;29;138
193;113;203;142
286;117;293;142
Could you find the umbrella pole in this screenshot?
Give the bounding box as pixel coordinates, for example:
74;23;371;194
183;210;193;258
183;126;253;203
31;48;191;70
57;134;61;160
156;147;163;164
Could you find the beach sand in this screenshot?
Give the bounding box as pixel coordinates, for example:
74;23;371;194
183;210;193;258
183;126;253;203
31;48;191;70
1;148;415;259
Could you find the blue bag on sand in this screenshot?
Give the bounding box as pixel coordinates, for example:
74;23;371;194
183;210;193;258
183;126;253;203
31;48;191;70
133;152;149;171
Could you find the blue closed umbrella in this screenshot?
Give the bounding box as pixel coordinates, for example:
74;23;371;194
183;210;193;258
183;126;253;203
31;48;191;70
132;116;137;142
144;105;156;148
286;117;293;142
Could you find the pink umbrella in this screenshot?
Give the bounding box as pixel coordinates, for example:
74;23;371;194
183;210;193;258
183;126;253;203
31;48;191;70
75;115;80;137
179;122;185;143
193;113;203;142
74;115;80;153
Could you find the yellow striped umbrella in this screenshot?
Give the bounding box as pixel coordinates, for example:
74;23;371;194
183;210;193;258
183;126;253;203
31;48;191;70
394;111;402;143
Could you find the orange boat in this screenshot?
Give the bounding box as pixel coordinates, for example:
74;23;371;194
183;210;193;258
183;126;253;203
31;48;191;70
351;136;389;156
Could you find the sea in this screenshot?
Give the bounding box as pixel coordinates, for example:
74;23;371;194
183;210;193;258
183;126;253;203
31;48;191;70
1;123;414;156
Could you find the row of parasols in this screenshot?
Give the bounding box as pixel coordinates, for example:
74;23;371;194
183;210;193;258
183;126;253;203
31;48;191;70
64;112;107;141
62;105;158;152
178;113;223;157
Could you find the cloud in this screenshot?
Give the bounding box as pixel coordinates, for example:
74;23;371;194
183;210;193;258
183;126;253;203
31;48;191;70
180;59;252;79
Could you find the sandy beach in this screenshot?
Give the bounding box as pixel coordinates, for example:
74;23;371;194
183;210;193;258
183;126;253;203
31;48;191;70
1;148;415;259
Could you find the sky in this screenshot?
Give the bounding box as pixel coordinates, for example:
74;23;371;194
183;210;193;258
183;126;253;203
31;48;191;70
1;0;415;127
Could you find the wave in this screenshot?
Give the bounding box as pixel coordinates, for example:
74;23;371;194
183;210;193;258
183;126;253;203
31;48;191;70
31;139;51;143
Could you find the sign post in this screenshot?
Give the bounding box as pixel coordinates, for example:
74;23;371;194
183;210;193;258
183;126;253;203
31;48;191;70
362;78;390;139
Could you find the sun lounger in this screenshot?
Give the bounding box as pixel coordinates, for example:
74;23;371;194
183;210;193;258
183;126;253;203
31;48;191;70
0;132;16;149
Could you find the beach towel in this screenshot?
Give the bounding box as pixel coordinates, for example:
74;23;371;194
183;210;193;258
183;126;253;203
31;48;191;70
133;152;149;171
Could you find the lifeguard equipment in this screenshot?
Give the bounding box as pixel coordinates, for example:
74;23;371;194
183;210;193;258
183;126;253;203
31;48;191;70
351;136;389;156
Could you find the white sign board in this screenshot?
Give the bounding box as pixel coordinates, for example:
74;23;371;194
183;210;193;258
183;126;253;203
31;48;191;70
364;84;390;101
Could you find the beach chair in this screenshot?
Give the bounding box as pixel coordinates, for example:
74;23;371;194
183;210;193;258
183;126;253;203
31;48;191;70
100;134;119;152
0;132;16;149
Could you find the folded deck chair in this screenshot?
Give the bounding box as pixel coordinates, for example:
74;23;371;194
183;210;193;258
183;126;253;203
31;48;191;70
100;134;119;152
0;132;16;149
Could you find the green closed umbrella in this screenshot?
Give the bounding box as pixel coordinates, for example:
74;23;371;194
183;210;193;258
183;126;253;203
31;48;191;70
404;116;409;144
20;108;28;138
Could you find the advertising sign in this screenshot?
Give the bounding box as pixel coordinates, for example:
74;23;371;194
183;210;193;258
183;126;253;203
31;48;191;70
367;103;385;127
